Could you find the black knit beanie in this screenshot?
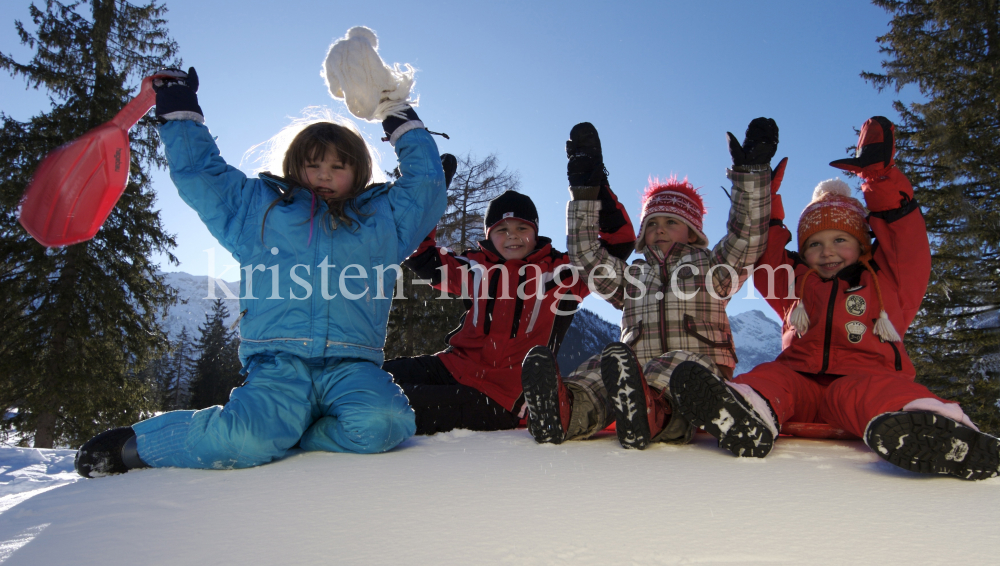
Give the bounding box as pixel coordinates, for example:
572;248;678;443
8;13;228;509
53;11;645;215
484;190;539;235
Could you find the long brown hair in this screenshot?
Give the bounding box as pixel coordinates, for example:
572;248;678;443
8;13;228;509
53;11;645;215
261;121;374;242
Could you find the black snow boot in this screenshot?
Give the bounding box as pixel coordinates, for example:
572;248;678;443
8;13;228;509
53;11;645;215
522;346;572;444
566;122;608;187
600;342;653;450
669;361;774;458
75;426;149;478
865;411;1000;480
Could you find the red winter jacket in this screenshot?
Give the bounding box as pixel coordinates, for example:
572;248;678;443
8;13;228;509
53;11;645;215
753;166;930;378
403;191;634;412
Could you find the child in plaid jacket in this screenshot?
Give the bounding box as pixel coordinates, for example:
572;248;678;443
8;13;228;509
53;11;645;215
521;120;777;449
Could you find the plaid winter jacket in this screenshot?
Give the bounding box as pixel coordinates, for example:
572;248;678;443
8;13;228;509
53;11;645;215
567;167;772;374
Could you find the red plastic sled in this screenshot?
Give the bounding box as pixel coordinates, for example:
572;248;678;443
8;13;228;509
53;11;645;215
18;75;160;247
781;421;858;440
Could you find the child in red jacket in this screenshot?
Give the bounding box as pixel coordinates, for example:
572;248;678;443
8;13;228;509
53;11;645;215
383;183;635;435
670;116;1000;480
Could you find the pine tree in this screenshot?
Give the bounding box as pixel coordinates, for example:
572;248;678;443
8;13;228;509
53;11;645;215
0;1;180;447
189;299;242;408
166;326;195;410
865;0;1000;433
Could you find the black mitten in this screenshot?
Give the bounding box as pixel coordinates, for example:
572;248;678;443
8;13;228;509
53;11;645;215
440;153;458;189
153;67;204;124
727;117;778;167
566;122;607;189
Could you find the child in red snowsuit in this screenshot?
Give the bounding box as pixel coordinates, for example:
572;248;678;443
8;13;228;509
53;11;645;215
670;116;1000;480
383;186;635;435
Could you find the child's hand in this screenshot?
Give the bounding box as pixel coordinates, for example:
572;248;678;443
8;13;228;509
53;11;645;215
830;116;895;175
727;118;779;167
152;67;203;124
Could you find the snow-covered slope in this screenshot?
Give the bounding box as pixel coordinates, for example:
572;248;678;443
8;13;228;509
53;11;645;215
0;432;996;565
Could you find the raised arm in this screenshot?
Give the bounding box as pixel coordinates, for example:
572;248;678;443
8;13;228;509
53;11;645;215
380;108;447;264
831;116;930;327
155;68;256;259
708;118;776;298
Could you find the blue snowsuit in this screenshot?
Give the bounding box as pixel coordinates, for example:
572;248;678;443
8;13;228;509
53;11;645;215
133;120;446;469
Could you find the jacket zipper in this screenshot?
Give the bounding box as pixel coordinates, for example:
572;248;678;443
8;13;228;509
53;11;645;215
658;263;670;349
875;318;903;371
509;269;526;339
819;278;839;373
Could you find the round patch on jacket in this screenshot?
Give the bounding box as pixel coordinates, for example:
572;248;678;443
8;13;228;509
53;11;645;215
845;295;867;317
845;320;867;343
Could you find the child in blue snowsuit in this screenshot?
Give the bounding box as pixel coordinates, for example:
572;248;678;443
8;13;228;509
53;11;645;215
74;65;446;477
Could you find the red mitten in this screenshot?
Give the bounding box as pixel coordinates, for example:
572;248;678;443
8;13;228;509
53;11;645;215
830;116;896;175
860;166;914;212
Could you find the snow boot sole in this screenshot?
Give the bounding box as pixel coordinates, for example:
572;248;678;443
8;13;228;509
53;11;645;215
670;361;774;458
601;342;651;450
522;346;565;444
865;411;1000;480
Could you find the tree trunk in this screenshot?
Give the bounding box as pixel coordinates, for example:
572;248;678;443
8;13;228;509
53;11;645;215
33;412;57;448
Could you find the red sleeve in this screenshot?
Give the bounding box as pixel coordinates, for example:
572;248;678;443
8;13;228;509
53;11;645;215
402;228;476;296
753;222;799;321
866;169;929;328
595;185;636;261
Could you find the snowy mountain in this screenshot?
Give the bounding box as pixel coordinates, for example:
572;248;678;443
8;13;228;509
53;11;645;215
158;272;240;339
730;309;783;375
556;308;620;371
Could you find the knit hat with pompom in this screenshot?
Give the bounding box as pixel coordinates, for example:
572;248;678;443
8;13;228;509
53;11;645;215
796;178;870;253
789;178;901;343
635;176;708;251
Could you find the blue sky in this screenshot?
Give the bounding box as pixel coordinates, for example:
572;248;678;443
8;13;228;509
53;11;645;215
1;0;914;324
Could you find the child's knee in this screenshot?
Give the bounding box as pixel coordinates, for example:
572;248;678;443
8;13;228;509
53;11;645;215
342;404;416;453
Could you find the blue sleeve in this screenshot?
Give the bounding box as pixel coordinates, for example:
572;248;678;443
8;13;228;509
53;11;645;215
159;120;257;261
385;128;447;263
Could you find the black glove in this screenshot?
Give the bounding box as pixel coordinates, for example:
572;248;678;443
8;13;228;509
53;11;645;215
727;117;778;167
382;106;421;139
830;116;895;174
152;67;203;124
440;153;458;189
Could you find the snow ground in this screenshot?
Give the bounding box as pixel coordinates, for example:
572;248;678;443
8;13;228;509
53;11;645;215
0;431;997;565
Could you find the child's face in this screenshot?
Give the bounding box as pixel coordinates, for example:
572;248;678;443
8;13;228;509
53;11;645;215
304;150;355;201
802;229;862;279
643;215;695;254
489;219;537;261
